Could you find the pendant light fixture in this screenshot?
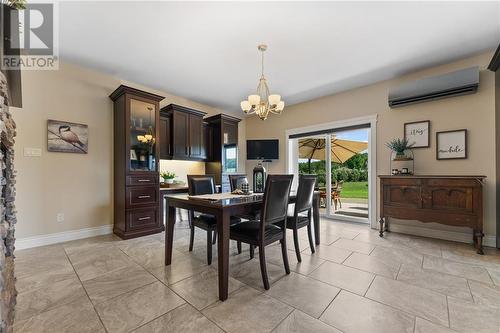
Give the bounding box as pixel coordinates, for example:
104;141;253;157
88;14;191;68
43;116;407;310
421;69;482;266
240;44;284;120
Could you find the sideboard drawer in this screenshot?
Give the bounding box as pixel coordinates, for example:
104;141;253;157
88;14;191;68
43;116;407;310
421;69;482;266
127;208;158;231
127;175;158;186
126;186;158;207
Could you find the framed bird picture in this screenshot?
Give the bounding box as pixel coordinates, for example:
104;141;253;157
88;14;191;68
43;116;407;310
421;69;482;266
47;119;88;154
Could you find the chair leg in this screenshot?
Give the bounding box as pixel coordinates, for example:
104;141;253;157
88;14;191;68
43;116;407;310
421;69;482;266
207;230;212;265
189;225;195;252
249;245;255;259
237;241;242;254
293;228;302;263
307;223;315;254
212;230;217;244
280;239;290;274
259;246;270;290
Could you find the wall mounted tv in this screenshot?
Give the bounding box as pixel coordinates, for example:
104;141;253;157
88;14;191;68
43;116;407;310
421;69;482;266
247;139;279;160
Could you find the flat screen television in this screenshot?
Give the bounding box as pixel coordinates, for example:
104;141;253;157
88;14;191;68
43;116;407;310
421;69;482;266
247;139;279;160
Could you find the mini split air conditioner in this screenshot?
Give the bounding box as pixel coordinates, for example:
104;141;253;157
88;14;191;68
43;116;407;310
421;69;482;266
388;67;479;108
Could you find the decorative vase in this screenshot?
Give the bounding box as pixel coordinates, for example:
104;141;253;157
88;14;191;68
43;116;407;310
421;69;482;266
253;163;266;193
165;179;174;184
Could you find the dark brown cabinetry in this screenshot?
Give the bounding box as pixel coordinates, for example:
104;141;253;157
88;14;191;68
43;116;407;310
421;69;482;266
110;85;165;239
159;116;171;159
205;114;241;192
159;104;207;161
379;175;486;254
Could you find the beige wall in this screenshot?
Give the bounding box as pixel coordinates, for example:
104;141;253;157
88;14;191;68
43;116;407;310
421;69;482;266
245;52;496;238
12;62;244;239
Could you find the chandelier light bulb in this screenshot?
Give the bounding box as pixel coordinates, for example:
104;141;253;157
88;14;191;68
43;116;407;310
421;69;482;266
240;101;251;112
248;94;261;106
276;101;285;111
268;94;281;106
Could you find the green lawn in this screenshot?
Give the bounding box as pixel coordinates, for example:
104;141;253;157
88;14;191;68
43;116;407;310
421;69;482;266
341;181;368;199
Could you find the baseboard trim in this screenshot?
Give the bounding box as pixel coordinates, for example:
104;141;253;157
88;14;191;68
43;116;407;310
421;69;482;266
16;225;113;250
388;224;496;248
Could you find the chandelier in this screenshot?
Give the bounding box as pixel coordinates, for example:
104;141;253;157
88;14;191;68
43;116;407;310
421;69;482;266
240;44;284;120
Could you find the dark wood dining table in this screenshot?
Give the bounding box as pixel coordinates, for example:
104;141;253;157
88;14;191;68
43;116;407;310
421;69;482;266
162;191;320;301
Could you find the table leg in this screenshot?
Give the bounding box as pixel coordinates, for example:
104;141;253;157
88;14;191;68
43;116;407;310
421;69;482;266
313;194;320;245
217;211;230;301
165;203;176;266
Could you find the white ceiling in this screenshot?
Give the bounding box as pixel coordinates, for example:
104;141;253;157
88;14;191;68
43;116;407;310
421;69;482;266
60;1;500;115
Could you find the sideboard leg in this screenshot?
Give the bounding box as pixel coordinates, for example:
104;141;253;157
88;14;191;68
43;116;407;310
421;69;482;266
475;231;484;255
379;218;385;237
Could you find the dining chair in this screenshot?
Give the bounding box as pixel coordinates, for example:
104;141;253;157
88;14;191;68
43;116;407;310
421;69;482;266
228;174;249;192
187;175;242;265
284;174;317;262
333;180;344;210
229;174;261;223
229;174;293;290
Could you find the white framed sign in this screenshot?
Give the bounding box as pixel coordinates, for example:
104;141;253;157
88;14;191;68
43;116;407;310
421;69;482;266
436;129;467;160
404;120;430;148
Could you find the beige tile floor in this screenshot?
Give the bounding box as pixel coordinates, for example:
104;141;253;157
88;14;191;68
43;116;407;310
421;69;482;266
13;219;500;333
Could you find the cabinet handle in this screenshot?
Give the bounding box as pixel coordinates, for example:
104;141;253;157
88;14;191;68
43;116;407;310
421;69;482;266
138;195;151;199
138;216;151;221
137;179;151;182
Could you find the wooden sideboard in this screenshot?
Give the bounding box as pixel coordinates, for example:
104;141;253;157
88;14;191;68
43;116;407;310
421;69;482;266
379;175;486;254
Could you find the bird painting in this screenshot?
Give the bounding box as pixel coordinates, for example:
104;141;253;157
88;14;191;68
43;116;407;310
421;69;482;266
48;120;88;153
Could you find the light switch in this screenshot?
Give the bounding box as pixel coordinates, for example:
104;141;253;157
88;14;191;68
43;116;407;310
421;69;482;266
24;148;42;157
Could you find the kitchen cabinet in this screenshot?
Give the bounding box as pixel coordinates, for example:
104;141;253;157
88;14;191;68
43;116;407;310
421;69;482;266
205;114;241;191
160;104;207;161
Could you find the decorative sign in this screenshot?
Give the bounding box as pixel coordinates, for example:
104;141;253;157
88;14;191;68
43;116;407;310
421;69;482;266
404;120;430;148
47;120;88;154
436;129;467;160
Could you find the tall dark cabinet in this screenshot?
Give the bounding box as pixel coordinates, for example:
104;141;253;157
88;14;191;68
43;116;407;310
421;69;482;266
205;114;241;192
110;85;165;239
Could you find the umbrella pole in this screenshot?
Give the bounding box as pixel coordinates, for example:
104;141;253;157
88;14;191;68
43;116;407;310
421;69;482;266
308;159;311;173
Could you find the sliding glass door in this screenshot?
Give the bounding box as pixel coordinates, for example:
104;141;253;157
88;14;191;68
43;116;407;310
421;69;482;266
292;126;370;224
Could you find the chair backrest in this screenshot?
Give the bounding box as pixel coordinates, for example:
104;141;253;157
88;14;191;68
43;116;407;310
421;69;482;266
294;174;317;215
187;175;216;196
336;180;344;192
260;175;294;227
228;174;249;192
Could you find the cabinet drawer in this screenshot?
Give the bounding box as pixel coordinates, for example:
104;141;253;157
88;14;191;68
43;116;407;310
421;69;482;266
126;186;158;207
127;175;158;186
127;208;158;231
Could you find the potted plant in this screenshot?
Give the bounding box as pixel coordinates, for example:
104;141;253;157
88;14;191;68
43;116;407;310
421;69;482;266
386;138;414;160
160;171;176;184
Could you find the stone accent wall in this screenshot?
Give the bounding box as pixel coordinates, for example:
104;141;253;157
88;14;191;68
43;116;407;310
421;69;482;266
0;71;17;332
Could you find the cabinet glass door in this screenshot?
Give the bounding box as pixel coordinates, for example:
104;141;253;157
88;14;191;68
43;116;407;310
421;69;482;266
130;98;156;171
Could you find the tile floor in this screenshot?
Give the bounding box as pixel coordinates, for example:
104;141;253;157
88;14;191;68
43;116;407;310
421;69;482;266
13;219;500;333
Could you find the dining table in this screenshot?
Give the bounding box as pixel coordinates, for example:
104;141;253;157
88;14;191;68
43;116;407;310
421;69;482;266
162;190;321;301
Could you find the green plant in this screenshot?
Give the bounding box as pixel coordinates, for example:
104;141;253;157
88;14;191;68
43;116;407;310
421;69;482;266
160;171;176;180
3;0;26;9
386;138;414;154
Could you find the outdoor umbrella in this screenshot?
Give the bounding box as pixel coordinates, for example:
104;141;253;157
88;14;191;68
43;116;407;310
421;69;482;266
299;137;368;172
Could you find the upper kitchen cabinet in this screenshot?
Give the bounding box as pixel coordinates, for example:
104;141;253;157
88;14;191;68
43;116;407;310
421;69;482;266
160;104;207;161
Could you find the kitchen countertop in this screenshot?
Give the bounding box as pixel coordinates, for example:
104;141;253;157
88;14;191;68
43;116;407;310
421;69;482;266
160;186;188;192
